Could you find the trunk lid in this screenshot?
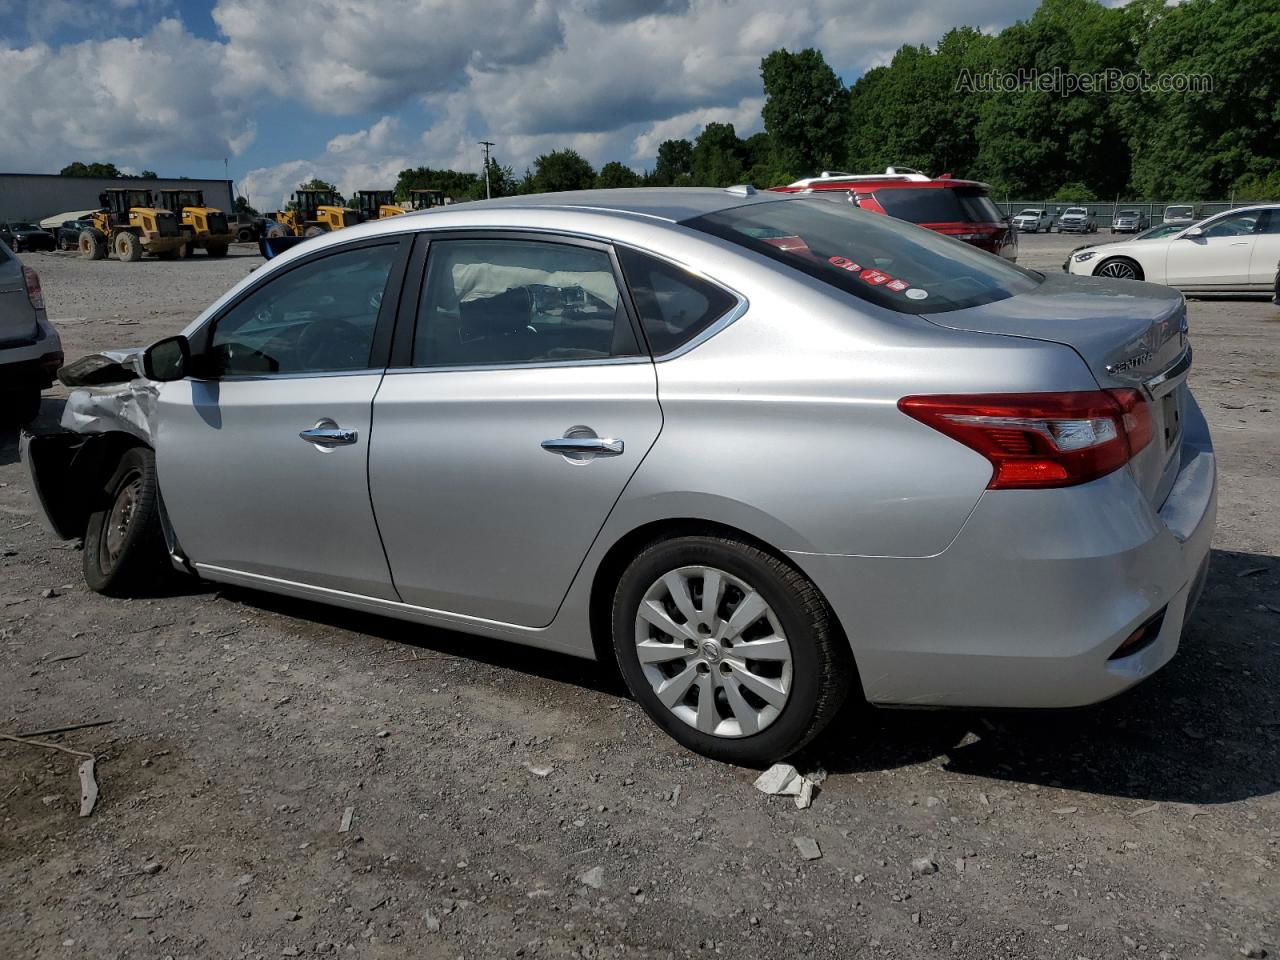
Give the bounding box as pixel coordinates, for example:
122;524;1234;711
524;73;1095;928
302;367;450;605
926;273;1190;507
0;255;39;345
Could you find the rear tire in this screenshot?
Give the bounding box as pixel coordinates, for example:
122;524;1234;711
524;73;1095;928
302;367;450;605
266;224;288;239
114;231;142;262
78;230;106;260
304;226;324;238
611;535;853;766
82;447;172;597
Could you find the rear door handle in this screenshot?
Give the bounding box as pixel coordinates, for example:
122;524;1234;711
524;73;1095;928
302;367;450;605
541;437;624;456
300;419;358;448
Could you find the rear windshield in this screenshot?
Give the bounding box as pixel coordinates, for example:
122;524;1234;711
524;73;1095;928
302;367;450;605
872;186;1003;224
1064;208;1087;216
1166;206;1193;216
683;196;1040;315
1117;210;1139;216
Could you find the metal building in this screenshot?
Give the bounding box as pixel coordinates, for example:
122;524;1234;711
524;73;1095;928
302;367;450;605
0;173;235;223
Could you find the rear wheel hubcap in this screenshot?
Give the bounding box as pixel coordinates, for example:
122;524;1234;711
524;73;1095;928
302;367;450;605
634;565;792;738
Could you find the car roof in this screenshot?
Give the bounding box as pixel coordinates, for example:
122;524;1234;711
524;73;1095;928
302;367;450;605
451;187;790;223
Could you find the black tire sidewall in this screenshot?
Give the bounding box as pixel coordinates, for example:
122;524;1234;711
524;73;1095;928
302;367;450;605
83;447;165;594
611;537;830;765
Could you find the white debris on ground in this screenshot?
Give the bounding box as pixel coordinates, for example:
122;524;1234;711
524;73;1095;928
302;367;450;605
753;763;828;809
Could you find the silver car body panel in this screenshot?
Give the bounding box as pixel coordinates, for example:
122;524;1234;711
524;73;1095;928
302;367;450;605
32;189;1218;706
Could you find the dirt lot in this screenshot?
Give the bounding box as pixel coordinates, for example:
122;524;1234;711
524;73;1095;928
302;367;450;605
2;236;1278;960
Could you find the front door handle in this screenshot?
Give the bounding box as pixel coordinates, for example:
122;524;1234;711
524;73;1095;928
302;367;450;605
300;419;358;448
541;437;624;456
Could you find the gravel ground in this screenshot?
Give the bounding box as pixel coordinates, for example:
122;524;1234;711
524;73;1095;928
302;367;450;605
2;236;1278;960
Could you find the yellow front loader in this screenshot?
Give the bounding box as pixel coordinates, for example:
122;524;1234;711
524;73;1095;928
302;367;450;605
155;189;235;258
267;189;357;238
78;189;187;262
354;190;406;221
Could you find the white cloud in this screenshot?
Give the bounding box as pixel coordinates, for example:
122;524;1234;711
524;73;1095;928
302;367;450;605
0;18;253;172
0;0;1052;189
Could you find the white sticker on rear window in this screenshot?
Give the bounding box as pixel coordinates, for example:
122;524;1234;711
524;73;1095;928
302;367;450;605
905;288;928;300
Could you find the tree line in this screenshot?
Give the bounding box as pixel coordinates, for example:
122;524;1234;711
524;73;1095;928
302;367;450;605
395;0;1278;204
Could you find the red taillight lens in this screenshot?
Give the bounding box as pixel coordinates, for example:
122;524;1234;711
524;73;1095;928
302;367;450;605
898;390;1153;489
22;266;44;310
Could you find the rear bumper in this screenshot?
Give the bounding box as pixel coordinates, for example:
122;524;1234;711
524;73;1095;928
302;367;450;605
793;392;1217;709
1;323;62;389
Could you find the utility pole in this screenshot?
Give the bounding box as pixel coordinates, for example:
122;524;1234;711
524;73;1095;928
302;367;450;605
478;140;495;199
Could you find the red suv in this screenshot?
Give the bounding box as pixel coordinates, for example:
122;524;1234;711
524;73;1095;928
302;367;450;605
773;168;1017;262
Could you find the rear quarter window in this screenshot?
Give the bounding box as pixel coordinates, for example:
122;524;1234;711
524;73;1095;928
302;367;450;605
616;247;738;355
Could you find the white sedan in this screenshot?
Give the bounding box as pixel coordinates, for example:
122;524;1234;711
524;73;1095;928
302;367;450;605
1066;204;1280;292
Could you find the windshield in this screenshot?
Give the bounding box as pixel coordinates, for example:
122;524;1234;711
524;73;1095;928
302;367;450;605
1017;209;1041;217
872;186;1004;224
13;222;38;230
683;196;1040;316
1166;206;1193;217
1117;210;1139;217
1064;208;1087;216
1137;224;1182;240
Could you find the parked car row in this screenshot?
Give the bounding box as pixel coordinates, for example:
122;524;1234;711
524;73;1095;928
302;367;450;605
20;186;1215;764
1008;206;1204;234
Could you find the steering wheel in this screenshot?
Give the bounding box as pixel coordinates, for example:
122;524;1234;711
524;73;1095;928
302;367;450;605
295;318;369;371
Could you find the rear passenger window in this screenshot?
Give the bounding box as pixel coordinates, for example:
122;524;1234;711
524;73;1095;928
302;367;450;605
415;239;640;367
616;248;737;355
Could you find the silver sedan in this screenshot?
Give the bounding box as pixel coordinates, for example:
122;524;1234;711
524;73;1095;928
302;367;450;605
23;188;1216;765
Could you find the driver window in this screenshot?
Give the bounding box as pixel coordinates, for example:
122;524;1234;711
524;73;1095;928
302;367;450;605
1201;212;1259;238
414;239;639;367
206;243;398;377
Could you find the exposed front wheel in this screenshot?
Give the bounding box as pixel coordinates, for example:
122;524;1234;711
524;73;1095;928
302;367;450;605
83;447;173;597
1094;257;1143;281
612;535;853;765
114;231;142;262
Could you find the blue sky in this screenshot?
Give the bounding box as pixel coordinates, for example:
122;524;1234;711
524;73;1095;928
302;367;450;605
0;0;1044;208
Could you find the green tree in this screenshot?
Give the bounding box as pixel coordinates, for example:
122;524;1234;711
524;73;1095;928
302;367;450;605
690;122;744;187
651;139;693;186
234;196;260;217
139;170;158;179
59;161;123;177
529;149;596;193
393;167;479;202
1123;0;1280;198
464;158;518;200
1048;182;1099;203
595;161;641;189
761;48;847;176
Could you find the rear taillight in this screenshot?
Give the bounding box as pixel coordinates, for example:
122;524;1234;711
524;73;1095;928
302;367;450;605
22;266;44;310
898;390;1153;489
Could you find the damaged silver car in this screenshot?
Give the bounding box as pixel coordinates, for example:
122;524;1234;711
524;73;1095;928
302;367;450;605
23;188;1216;765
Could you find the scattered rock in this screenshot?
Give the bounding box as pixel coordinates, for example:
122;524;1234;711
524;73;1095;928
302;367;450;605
911;857;938;876
794;837;822;861
338;806;354;833
41;588;60;599
141;862;162;875
1053;807;1078;815
755;764;802;796
1240;945;1267;959
525;764;554;778
578;866;604;889
424;910;441;932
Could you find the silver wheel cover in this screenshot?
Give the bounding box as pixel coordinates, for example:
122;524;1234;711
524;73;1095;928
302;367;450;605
634;565;793;738
1098;260;1137;280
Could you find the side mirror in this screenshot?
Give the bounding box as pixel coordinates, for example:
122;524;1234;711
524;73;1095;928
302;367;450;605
1182;226;1204;239
142;335;190;382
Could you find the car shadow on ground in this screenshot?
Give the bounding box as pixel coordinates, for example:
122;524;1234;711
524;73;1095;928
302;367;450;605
812;547;1279;805
0;425;21;467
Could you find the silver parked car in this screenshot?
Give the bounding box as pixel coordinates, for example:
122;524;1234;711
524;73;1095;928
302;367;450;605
22;189;1216;765
0;238;62;422
1057;207;1098;233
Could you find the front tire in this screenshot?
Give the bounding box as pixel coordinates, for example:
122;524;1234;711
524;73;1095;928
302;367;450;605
611;535;853;765
78;230;106;260
1094;256;1143;281
206;242;229;257
83;447;172;597
114;231;142;262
